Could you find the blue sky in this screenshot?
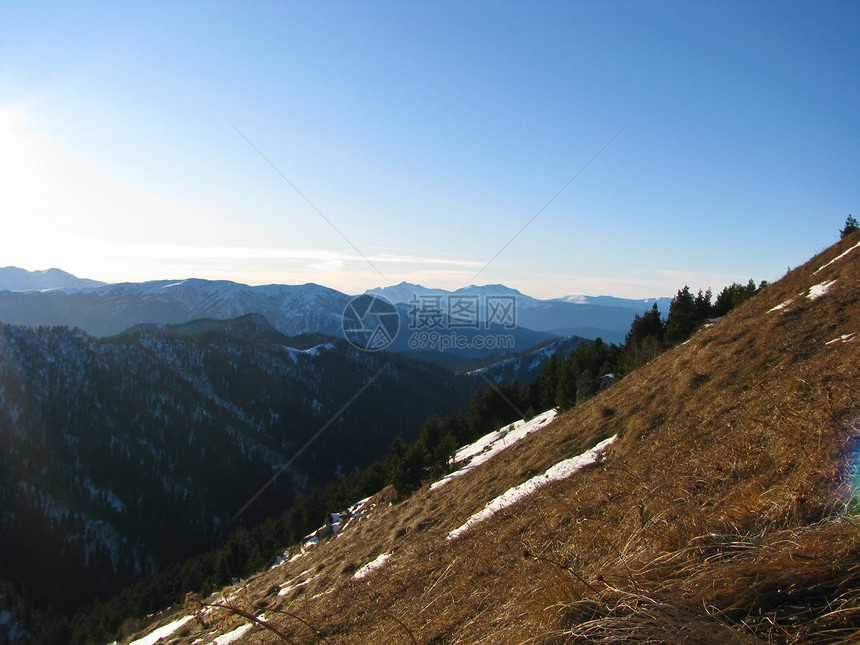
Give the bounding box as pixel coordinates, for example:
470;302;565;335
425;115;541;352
1;1;857;299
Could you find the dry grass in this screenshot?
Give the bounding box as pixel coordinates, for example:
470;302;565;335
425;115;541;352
124;232;860;645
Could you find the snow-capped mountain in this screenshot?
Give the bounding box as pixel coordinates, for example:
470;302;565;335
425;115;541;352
367;281;533;304
0;275;350;338
0;266;106;292
367;282;665;343
553;294;673;311
0;268;669;348
364;281;450;304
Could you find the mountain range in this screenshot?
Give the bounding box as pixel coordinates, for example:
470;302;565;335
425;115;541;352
0;268;671;356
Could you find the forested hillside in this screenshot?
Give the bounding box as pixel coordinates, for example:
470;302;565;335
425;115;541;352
0;315;472;617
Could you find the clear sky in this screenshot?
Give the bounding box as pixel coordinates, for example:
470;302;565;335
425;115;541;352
1;1;857;299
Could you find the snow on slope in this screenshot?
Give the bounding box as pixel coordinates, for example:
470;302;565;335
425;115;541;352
282;342;335;361
126;615;193;645
448;434;618;540
807;279;837;300
278;568;316;596
814;238;860;274
353;552;392;580
769;279;839;312
768;298;793;312
431;409;557;490
212;623;252;644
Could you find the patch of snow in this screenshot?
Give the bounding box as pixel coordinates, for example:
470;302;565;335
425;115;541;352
826;333;856;345
353;552;391;580
347;496;371;515
283;342;335;362
464;356;516;377
213;623;253;644
278;578;311;596
432;409;557;490
127;615;193;645
306;342;335;356
814;239;860;274
278;569;315;596
311;588;334;600
768;299;793;312
269;553;288;569
283;346;303;362
447;435;618;540
807;280;837;300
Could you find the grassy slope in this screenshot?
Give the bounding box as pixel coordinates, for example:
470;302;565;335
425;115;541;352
127;233;860;645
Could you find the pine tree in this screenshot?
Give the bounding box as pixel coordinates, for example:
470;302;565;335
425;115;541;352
664;286;698;345
621;303;665;373
841;215;859;238
712;280;760;317
627;303;665;344
694;289;713;321
555;359;578;410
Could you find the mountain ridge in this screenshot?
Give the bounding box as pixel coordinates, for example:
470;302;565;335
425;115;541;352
0;266;670;308
0;266;106;292
0;267;672;348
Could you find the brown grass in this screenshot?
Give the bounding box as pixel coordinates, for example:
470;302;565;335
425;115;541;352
123;232;860;645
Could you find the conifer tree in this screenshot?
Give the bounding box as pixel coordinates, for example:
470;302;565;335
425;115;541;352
621;303;665;373
664;286;698;345
694;288;713;321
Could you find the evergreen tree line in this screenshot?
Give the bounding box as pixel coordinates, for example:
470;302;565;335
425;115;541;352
36;279;765;645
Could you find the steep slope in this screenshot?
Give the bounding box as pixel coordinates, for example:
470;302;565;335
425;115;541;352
120;233;860;645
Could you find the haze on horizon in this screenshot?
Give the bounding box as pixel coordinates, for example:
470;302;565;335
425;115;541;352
1;2;857;300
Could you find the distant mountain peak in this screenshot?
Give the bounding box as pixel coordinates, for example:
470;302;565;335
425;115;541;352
553;294;673;312
452;284;531;298
0;266;106;292
367;282;534;305
365;283;449;304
